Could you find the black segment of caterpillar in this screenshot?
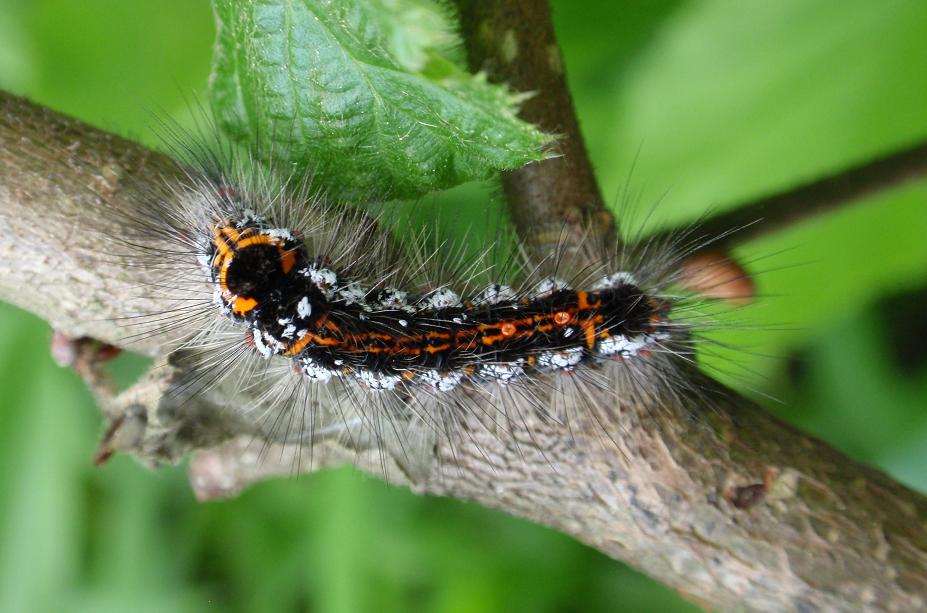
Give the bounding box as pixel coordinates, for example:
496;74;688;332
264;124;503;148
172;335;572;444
208;210;674;392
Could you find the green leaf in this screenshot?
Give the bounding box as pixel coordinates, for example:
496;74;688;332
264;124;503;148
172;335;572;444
209;0;550;199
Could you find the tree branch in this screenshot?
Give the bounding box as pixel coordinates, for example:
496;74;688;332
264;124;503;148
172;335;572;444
653;138;927;252
454;0;616;257
2;20;927;612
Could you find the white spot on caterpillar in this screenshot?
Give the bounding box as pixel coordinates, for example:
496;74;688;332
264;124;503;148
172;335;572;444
476;284;516;305
478;363;525;383
197;252;213;272
593;272;638;289
297;296;312;319
421;288;461;310
533;277;569;298
252;329;275;358
597;335;639;357
421;370;464;391
354;370;402;391
212;289;227;311
302;265;337;289
265;228;294;241
238;209;263;226
597;332;668;358
376;288;408;308
563;327;575;338
337;285;369;309
537;347;583;369
300;357;334;382
398;319;408;327
281;324;297;339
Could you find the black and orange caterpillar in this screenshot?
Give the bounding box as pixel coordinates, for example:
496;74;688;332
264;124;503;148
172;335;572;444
106;131;704;466
209;211;672;392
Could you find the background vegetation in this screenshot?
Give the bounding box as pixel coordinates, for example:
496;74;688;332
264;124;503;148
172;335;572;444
0;0;925;611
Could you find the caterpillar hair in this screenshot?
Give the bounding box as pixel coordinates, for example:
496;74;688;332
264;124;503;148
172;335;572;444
96;123;742;479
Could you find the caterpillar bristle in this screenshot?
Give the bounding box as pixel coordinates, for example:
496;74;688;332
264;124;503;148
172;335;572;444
79;118;763;479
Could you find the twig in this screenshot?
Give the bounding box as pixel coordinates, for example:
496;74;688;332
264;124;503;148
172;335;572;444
654;139;927;251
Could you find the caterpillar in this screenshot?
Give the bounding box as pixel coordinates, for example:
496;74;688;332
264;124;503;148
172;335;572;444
110;137;718;477
208;207;670;390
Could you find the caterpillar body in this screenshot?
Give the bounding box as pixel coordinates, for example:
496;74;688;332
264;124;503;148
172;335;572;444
209;209;671;391
119;143;706;476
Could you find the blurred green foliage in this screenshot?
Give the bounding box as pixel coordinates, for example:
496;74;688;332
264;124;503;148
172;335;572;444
0;0;925;611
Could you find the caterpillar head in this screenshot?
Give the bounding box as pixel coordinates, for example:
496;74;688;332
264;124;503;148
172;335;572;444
209;222;302;319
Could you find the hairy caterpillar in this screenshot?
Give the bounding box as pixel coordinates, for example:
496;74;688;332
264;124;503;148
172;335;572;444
108;133;722;477
211;213;670;386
